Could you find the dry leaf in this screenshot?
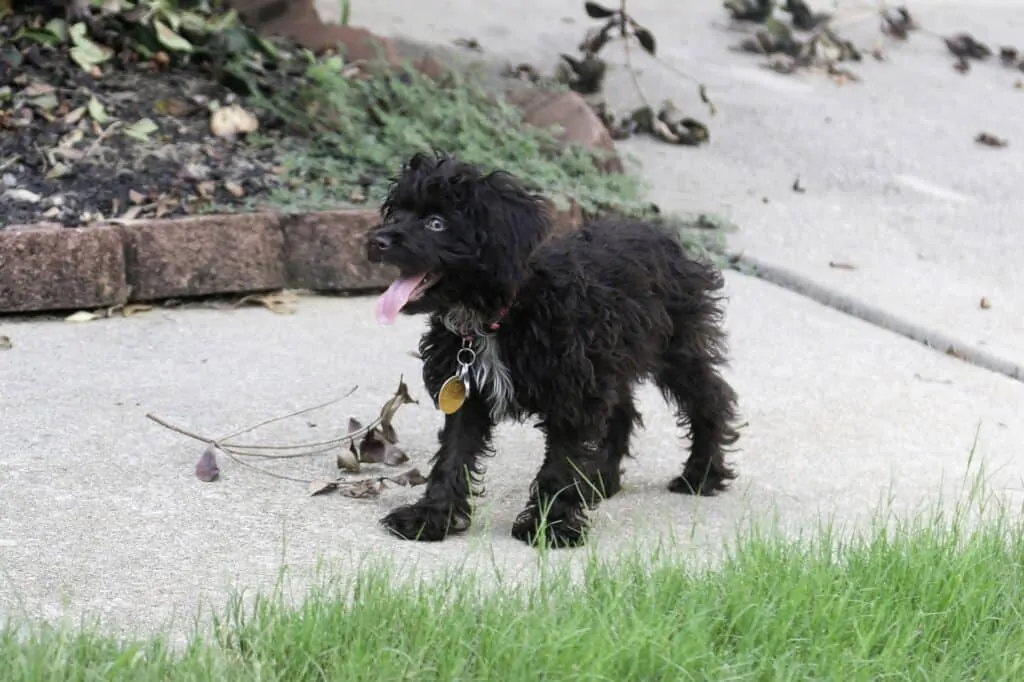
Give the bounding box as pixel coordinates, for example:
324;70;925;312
944;33;992;61
634;27;656;56
383;443;409;467
453;37;482;51
224;181;245;198
3;188;42;204
339;478;381;499
210;104;259;139
65;310;100;322
309;479;339;496
154;98;193;117
337;449;360;472
119;205;143;220
346;418;363;458
45;163;73;180
235;291;299;315
65;106;87;125
377;377;417;440
584;1;616;18
195;445;222;482
975;132;1007;148
358;428;386;463
122;303;153;317
388;468;427;487
0;335;12;350
980;297;992;309
356;429;409;466
23;82;56;97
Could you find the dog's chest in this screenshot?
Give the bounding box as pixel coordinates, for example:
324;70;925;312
440;311;517;421
466;335;517;421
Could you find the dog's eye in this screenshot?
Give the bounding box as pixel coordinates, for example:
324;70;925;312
424;216;446;232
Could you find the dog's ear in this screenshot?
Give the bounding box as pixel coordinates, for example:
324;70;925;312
461;169;552;300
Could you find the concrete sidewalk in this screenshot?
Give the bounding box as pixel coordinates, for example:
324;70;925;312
2;272;1022;639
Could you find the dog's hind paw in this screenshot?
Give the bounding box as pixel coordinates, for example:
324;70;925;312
511;505;589;549
380;502;470;542
668;468;731;496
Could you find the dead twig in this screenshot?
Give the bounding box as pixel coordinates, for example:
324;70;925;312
79;120;121;165
147;377;419;486
619;0;653;112
216;386;359;443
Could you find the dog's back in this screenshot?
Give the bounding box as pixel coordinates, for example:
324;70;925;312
521;218;727;361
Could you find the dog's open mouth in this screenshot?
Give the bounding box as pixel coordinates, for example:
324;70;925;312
376;272;441;324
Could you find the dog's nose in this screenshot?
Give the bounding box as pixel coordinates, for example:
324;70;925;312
370;234;393;251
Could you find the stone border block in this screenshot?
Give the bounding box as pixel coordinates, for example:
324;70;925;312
0;224;128;313
119;213;287;301
283;209;398;292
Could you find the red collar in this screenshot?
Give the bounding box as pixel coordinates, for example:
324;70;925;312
459;304;511;343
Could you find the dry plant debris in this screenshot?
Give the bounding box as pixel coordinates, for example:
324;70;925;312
975;132;1008;148
725;2;1023;86
56;289;304;323
502;1;715;147
147;377;427;499
233;290;301;315
0;3;295;227
725;0;868;82
0;334;11;350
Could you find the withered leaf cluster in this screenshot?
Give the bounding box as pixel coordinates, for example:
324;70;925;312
945;34;1024;76
723;1;926;82
502;2;713;148
165;379;428;501
595;101;710;146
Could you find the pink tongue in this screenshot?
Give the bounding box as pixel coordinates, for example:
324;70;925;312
376;274;427;325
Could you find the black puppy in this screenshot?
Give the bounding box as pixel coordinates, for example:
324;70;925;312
366;151;741;548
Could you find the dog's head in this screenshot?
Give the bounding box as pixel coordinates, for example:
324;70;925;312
366;151;551;324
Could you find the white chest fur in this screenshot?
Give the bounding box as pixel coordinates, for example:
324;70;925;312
441;309;517;422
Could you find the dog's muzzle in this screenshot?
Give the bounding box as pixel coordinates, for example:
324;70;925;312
366;226;400;263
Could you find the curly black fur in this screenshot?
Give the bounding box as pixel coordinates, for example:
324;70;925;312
366;150;741;548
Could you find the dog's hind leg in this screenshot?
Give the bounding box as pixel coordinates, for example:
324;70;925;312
657;355;739;496
598;394;642;499
380;395;493;542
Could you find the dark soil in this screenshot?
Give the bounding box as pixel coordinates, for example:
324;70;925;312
0;12;292;228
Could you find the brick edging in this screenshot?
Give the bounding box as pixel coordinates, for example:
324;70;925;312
0;205;583;314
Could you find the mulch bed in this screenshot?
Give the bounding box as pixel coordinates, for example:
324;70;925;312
0;11;296;228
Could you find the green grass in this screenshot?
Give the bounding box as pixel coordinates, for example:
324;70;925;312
245;59;647;215
237;57;734;260
4;489;1024;681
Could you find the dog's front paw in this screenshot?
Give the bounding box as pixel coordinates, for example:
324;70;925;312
380;502;470;542
511;503;589;549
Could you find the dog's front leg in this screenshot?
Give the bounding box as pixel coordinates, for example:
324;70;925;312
511;424;608;549
380;395;493;542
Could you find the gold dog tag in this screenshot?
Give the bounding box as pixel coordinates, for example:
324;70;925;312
438;339;476;414
438;375;468;414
